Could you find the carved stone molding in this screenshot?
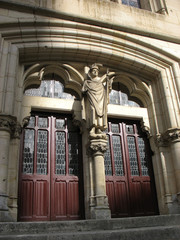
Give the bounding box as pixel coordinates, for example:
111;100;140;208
140;120;151;138
87;138;108;156
155;128;180;147
22;116;30;128
0;114;22;139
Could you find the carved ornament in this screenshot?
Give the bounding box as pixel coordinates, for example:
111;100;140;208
155;128;180;147
87;138;108;156
140;120;151;138
0;114;22;138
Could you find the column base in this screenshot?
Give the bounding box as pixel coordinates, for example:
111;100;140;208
91;206;111;219
166;193;180;214
0;193;14;222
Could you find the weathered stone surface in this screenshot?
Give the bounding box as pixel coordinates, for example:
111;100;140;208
0;215;180;240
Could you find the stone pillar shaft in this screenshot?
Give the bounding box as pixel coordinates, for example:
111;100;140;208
88;138;111;219
0;130;12;221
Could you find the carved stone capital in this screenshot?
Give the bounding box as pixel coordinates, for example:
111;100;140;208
0;114;22;139
87;138;108;156
155;128;180;147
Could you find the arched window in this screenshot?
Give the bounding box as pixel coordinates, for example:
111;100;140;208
24;80;75;100
121;0;141;8
109;83;142;107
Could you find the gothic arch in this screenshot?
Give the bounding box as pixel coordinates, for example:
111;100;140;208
23;63;84;99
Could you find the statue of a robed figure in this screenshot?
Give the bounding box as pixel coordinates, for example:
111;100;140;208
82;63;112;138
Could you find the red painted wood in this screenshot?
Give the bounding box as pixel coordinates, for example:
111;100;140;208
105;119;158;218
18;114;84;221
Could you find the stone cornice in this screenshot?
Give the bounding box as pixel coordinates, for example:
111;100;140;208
155;128;180;147
0;114;22;139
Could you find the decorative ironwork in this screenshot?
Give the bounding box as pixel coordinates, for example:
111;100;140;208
127;136;139;176
104;136;112;176
112;135;124;176
68;132;79;176
37;130;48;175
22;129;34;174
56;132;66;175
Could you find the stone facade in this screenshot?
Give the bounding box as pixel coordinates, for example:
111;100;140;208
0;0;180;221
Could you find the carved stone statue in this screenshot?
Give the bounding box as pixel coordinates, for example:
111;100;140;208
82;63;112;138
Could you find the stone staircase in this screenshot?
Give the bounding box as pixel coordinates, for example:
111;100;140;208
0;214;180;240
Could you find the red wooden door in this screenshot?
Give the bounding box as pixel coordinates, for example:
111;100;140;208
18;114;84;221
105;119;158;218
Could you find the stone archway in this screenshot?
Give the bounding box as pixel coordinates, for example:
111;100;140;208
0;16;180;221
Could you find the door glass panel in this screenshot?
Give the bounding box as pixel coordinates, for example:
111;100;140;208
111;123;119;133
28;117;35;128
127;136;139;176
104;136;112;176
138;137;149;176
126;124;134;134
56;119;65;130
38;117;48;128
112;135;124;176
37;130;48;175
22;129;34;174
56;132;66;175
68;132;79;176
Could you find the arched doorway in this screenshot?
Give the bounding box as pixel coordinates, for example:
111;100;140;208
105;118;159;217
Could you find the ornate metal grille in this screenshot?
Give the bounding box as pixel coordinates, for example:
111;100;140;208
112;136;124;176
22;129;34;174
37;130;48;174
138;137;149;176
127;136;139;176
104;136;112;176
56;132;66;175
68;132;79;176
121;0;141;8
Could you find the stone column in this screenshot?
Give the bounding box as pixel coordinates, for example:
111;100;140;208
0;114;21;221
88;137;111;219
156;128;180;213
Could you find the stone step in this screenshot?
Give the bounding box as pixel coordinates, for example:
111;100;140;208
0;225;180;240
0;215;180;240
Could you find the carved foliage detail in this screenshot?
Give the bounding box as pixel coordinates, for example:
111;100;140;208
0;115;22;138
155;128;180;147
87;138;108;156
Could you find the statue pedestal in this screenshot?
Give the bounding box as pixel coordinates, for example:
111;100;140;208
88;137;111;219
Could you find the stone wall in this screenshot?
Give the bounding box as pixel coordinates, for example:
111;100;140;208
0;0;179;221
